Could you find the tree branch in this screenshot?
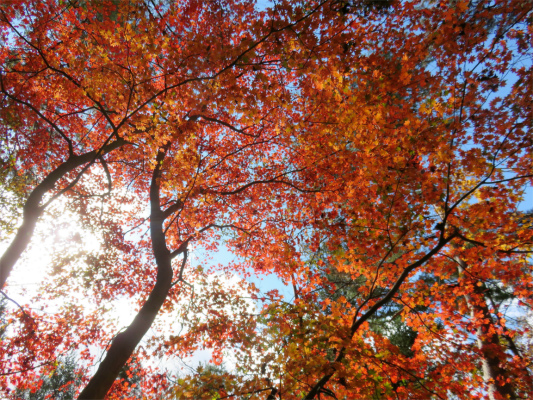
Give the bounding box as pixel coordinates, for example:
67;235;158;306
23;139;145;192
0;138;128;288
304;231;458;399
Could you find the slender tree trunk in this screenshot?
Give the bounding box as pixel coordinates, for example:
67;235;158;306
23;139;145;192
0;139;126;288
77;253;172;399
78;147;173;399
456;257;516;400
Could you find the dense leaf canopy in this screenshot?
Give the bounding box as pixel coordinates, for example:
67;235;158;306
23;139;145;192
0;0;532;399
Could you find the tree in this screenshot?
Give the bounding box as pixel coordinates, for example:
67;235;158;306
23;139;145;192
14;354;83;400
0;0;532;399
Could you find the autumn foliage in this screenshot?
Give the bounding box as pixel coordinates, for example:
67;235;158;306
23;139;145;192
0;0;532;399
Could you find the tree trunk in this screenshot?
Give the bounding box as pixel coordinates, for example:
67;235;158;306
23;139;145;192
77;257;172;399
78;147;172;399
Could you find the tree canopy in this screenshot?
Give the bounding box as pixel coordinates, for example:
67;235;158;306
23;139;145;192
0;0;532;399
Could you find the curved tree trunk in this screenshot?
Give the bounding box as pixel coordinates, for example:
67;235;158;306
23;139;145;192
77;251;172;399
78;147;175;399
0;139;126;288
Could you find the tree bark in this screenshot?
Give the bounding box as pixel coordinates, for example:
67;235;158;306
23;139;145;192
0;139;126;288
